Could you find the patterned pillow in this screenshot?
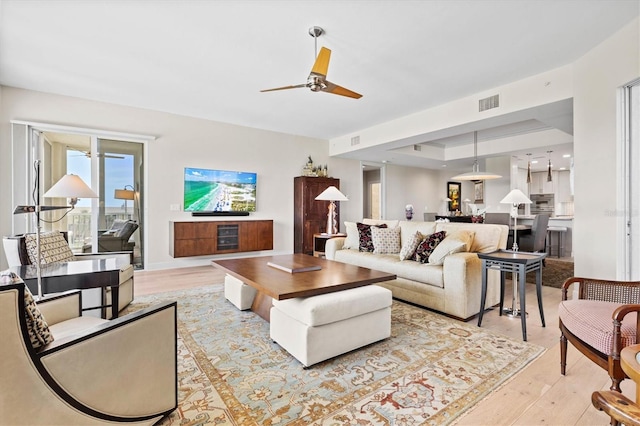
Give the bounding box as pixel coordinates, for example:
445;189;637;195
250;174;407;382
371;226;401;254
0;270;54;349
412;231;447;263
428;238;468;265
399;231;424;260
25;231;75;265
356;223;388;252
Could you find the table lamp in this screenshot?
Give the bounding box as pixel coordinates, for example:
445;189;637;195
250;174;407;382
500;189;532;251
315;186;348;235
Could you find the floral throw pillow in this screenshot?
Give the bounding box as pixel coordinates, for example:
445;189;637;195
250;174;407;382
412;231;447;263
356;222;388;252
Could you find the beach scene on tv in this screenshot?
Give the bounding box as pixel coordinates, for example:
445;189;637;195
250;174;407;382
184;167;257;212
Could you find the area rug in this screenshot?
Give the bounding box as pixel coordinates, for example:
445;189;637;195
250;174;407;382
523;258;574;288
126;285;544;425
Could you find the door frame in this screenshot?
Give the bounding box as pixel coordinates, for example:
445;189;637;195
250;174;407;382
10;120;155;268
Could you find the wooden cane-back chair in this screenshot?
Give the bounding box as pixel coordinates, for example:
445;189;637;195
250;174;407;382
559;277;640;392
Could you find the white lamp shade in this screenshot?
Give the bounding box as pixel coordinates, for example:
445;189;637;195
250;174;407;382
315;186;348;201
500;189;532;205
44;174;98;199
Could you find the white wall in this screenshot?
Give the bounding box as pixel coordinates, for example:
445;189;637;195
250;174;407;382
0;87;362;270
573;17;640;279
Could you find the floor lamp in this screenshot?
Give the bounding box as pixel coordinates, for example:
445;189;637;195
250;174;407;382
13;161;98;299
499;188;532;318
114;186;136;220
315;186;348;235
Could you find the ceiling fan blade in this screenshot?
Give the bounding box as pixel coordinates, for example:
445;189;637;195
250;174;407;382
323;81;362;99
260;84;306;93
311;47;331;77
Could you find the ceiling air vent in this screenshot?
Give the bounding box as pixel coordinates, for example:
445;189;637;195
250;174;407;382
479;94;499;112
350;136;360;146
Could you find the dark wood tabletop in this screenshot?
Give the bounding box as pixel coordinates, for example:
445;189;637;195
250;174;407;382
212;253;396;301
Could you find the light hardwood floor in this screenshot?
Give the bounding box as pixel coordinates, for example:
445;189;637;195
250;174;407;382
134;265;628;425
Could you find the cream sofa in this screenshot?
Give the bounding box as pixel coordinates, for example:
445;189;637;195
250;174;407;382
325;220;509;320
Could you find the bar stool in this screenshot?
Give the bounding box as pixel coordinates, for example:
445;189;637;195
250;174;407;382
547;226;568;258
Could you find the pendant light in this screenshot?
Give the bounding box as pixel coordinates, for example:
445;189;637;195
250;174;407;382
526;153;532;184
547;150;553;182
450;131;502;181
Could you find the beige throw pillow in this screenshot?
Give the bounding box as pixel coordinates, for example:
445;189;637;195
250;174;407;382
399;231;424;260
25;231;75;265
428;238;468;265
342;221;359;250
371;226;401;254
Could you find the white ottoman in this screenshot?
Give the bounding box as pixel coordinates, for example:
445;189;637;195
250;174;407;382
224;274;256;310
270;285;392;367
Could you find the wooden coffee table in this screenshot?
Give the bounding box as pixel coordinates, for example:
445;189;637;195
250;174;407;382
212;254;396;321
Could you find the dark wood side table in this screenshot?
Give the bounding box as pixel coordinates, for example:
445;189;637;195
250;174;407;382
477;250;547;341
313;233;346;257
11;258;125;319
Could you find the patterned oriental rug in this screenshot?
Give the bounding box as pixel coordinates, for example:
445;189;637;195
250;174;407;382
126;285;544;425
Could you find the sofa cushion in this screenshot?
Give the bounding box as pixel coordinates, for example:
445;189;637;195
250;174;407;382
333;250;444;289
399;231;424;260
436;223;504;253
342;221;359;250
1;270;54;349
357;223;387;252
362;218;400;228
413;231;446;263
371;226;401;254
428;238;468;265
25;231;75;264
399;221;437;248
559;299;636;355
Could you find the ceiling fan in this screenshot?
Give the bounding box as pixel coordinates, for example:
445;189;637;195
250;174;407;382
68;147;124;159
260;26;362;99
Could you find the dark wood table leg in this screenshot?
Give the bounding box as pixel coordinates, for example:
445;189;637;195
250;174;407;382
111;285;119;319
519;264;527;341
536;264;545;327
478;260;488;327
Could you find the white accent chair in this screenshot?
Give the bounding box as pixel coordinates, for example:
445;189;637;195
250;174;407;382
0;281;177;424
224;274;257;310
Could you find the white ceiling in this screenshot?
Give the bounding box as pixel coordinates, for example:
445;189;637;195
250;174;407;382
1;0;638;172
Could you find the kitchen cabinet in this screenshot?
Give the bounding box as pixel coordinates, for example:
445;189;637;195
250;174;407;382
529;171;557;195
556;170;572;202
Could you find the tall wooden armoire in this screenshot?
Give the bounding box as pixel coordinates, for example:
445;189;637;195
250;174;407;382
294;176;340;254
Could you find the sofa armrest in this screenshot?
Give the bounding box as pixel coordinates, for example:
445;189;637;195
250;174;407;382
38;301;177;420
325;237;346;260
37;291;82;325
441;252;493;319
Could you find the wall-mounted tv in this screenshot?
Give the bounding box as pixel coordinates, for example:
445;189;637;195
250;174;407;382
184;167;257;213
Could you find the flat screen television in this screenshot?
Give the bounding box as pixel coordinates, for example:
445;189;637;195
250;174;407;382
184;167;257;213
